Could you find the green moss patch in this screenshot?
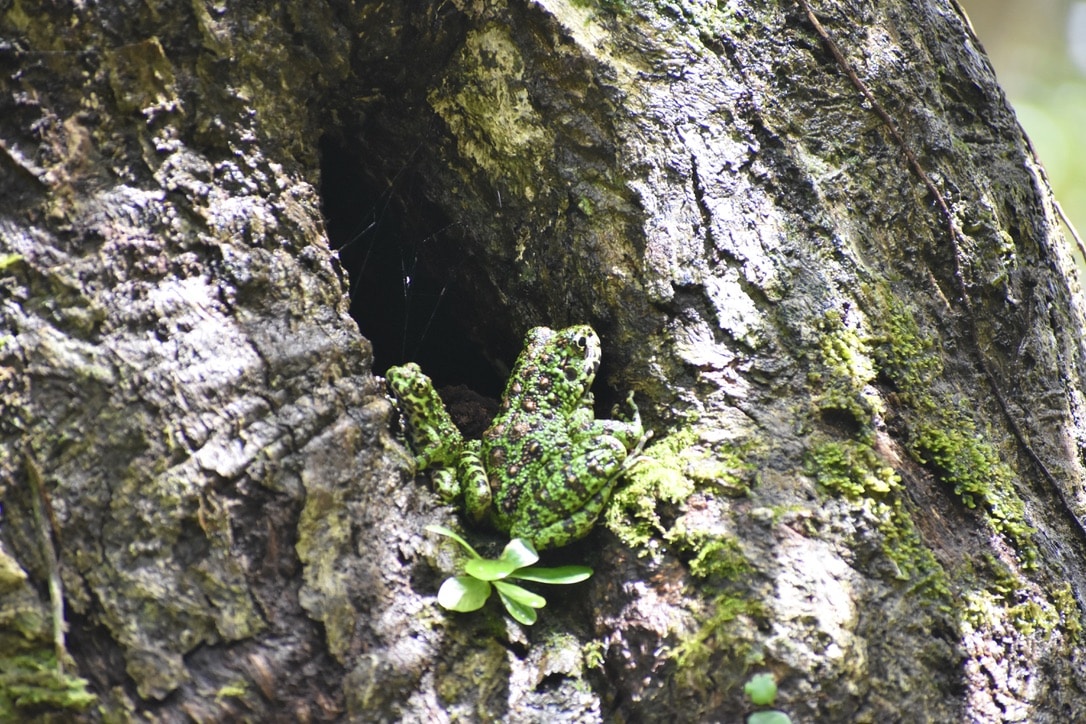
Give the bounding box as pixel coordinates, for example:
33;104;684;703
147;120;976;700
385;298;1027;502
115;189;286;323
0;654;96;719
669;593;767;689
0;546;97;719
808;310;880;430
1052;582;1083;644
910;422;1035;566
679;534;752;580
805;440;896;499
605;429;752;549
800;286;1040;594
970;555;1052;632
864;287;1037;567
805;439;950;598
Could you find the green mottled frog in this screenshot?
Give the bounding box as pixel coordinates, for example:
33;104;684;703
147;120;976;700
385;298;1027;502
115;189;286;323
386;325;647;550
385;362;464;504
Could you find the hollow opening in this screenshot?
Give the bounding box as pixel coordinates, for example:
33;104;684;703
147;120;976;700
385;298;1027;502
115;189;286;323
318;134;503;397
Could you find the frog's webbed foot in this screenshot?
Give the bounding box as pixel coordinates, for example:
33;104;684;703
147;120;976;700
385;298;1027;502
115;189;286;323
619;429;653;475
429;466;461;504
590;391;646;451
415;443;467;503
611;390;642;425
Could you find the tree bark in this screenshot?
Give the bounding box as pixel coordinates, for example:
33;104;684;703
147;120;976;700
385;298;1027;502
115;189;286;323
2;0;1085;721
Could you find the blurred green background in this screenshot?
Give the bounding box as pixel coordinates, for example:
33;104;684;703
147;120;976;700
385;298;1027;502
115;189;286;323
960;0;1086;236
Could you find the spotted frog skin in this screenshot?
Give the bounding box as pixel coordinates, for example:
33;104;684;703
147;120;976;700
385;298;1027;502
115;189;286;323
385;362;464;503
386;325;647;550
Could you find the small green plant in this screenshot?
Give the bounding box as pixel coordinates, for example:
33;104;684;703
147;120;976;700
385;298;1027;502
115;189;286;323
744;673;793;724
427;525;593;625
744;673;778;706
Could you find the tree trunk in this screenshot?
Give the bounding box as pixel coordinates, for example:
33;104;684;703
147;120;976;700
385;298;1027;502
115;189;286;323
3;0;1085;721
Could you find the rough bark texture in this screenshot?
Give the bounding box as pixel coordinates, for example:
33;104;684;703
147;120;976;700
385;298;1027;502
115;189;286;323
3;0;1086;721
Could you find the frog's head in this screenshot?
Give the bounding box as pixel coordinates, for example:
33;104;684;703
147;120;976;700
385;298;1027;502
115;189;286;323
557;324;602;388
531;324;601;413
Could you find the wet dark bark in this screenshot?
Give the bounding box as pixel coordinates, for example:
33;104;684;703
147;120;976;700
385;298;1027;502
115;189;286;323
2;0;1085;721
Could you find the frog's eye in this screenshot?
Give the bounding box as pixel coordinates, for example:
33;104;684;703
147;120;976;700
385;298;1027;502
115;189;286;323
575;335;588;351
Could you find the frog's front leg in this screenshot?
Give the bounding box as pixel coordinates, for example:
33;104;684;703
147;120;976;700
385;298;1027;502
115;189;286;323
413;438;467;504
574;392;646;452
611;390;645;446
386;362;467;502
405;430;465;489
457;439;492;524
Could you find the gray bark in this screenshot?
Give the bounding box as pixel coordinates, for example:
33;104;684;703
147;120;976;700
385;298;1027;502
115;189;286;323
2;0;1085;721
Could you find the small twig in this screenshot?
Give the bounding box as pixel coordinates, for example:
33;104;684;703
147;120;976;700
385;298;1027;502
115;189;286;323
1011;114;1086;268
797;1;957;238
25;449;67;674
1055;198;1086;269
797;0;1086;546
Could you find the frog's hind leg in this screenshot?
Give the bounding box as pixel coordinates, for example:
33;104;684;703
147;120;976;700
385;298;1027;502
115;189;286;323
525;436;647;549
517;442;626;551
519;475;621;551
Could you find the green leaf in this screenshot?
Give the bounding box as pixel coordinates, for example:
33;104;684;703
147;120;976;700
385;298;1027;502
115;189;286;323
425;524;482;559
499;538;539;569
744;673;778;706
493;580;546;608
747;712;792;724
436;576;491;612
510;565;593;584
494;584;540;625
464;557;518;581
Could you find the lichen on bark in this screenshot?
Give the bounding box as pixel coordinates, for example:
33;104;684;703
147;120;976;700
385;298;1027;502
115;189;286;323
4;0;1086;720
